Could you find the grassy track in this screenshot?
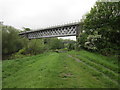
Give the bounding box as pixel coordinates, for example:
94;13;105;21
2;50;119;88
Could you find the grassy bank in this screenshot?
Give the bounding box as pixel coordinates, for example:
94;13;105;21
2;50;119;88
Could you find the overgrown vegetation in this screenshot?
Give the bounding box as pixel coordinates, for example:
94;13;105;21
77;1;120;56
2;25;28;59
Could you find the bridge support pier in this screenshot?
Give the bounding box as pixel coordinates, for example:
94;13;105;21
76;23;82;51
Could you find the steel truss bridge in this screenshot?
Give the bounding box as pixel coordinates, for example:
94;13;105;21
19;22;81;39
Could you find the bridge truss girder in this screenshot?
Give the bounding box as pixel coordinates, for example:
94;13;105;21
19;22;80;39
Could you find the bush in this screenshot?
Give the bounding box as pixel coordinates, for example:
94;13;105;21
24;39;47;55
44;38;64;50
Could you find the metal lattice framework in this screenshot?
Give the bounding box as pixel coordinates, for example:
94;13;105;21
19;22;81;39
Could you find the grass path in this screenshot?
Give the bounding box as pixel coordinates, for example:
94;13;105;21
2;51;119;88
68;54;118;86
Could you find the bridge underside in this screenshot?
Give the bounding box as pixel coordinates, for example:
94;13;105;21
19;23;80;39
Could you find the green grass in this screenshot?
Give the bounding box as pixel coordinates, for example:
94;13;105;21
68;50;119;86
0;61;2;89
2;50;119;88
68;50;118;72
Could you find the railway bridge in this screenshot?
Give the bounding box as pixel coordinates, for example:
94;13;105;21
19;22;81;39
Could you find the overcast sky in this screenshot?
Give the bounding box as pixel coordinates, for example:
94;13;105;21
0;0;97;40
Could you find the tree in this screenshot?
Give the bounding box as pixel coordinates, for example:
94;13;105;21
79;1;120;55
24;39;46;55
2;25;25;56
48;38;64;50
22;27;31;31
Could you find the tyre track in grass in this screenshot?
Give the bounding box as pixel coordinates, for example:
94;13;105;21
77;54;118;73
72;54;119;81
67;54;119;86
